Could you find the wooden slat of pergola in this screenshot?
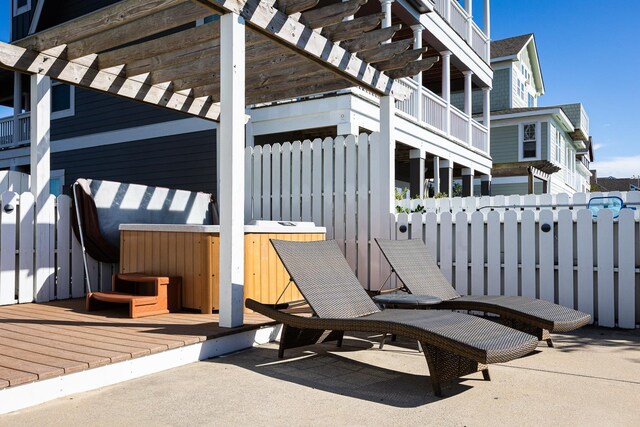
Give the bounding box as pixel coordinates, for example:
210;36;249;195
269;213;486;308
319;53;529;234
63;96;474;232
0;0;442;122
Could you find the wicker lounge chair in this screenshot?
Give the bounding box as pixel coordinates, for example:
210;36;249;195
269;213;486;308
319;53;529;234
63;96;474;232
375;238;592;346
246;239;539;396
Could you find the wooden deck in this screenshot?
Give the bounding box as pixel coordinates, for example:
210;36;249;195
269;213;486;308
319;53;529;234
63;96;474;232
0;299;275;390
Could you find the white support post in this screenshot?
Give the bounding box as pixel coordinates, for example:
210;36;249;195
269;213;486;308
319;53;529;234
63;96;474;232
380;96;395;214
30;74;52;302
439;158;453;197
484;0;491;42
463;70;473;146
445;0;451;21
380;0;394;30
13;72;22;146
409;149;425;199
483;87;491;153
441;51;451;136
411;25;423;123
337;112;360;135
219;13;246;328
432;156;440;194
465;0;473;42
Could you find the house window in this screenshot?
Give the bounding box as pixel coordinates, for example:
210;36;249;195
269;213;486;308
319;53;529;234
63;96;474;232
522;123;537;158
51;81;75;120
13;0;31;16
556;131;563;163
528;94;534;107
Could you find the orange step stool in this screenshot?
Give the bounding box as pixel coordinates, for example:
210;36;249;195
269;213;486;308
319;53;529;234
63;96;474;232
86;273;182;318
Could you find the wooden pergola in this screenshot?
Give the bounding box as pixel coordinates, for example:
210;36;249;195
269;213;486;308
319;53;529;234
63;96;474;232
0;0;438;327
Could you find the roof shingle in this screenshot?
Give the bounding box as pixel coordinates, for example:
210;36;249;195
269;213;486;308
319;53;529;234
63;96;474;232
491;34;533;59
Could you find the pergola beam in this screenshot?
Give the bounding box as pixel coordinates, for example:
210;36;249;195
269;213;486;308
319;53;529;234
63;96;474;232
341;25;401;53
376;47;427;72
275;0;319;15
359;39;412;64
321;13;384;42
14;0;191;52
195;0;400;97
300;0;367;29
0;41;221;121
65;2;212;60
385;56;439;79
99;20;221;69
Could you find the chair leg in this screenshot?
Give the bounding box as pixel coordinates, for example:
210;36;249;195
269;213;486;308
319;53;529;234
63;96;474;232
421;341;484;397
546;338;554;348
482;369;491;381
336;331;344;348
379;333;387;350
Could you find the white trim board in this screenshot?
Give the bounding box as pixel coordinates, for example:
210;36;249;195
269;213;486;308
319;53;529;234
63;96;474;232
0;324;281;415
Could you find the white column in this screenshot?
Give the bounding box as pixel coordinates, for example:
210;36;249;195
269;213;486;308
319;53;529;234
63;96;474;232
463;70;473;146
30;75;51;209
30;74;52;302
411;25;423;123
441;51;451;136
13;72;22;146
445;0;451;21
439;158;453;197
483;87;491;153
380;95;396;214
484;0;491;58
465;0;473;42
219;13;246;328
409;149;425;199
483;0;491;38
380;0;394;30
432;156;440;194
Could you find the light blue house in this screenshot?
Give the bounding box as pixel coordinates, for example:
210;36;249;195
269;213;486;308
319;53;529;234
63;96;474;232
453;33;593;195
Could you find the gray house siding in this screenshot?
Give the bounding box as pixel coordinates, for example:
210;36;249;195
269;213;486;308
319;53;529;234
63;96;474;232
490;125;518;163
490;69;510;111
52;130;217;196
51;88;189;140
541;122;548;160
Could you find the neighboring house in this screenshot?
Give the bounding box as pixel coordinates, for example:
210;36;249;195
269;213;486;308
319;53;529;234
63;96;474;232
590;172;640;192
453;33;593;195
0;0;493;200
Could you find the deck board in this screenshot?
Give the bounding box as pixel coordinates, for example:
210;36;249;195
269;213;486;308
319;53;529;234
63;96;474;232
0;299;274;390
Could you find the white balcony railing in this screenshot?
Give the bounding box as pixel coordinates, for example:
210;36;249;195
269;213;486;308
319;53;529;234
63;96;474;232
471;22;489;61
449;106;467;142
471;120;488;152
393;78;488;154
0;113;30;149
432;0;489;62
421;89;447;133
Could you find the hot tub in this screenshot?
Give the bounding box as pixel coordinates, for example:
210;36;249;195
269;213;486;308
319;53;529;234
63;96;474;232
119;221;326;313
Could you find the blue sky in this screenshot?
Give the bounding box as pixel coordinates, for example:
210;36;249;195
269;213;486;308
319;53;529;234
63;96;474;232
0;0;637;176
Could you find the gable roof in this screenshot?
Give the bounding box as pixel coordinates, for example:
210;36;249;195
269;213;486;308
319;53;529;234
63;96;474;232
491;33;544;96
491;34;533;59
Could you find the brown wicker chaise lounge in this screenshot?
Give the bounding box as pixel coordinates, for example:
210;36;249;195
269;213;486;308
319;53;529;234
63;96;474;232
375;238;592;346
246;239;539;396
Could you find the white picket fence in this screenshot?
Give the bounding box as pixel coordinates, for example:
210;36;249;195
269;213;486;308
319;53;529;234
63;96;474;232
0;191;116;306
247;135;639;328
396;191;640;214
245;133;392;291
391;208;640;328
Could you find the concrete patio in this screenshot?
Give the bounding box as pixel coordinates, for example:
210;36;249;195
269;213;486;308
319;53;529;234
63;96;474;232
1;326;638;426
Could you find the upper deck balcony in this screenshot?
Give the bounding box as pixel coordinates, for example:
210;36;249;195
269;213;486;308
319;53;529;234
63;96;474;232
432;0;490;63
